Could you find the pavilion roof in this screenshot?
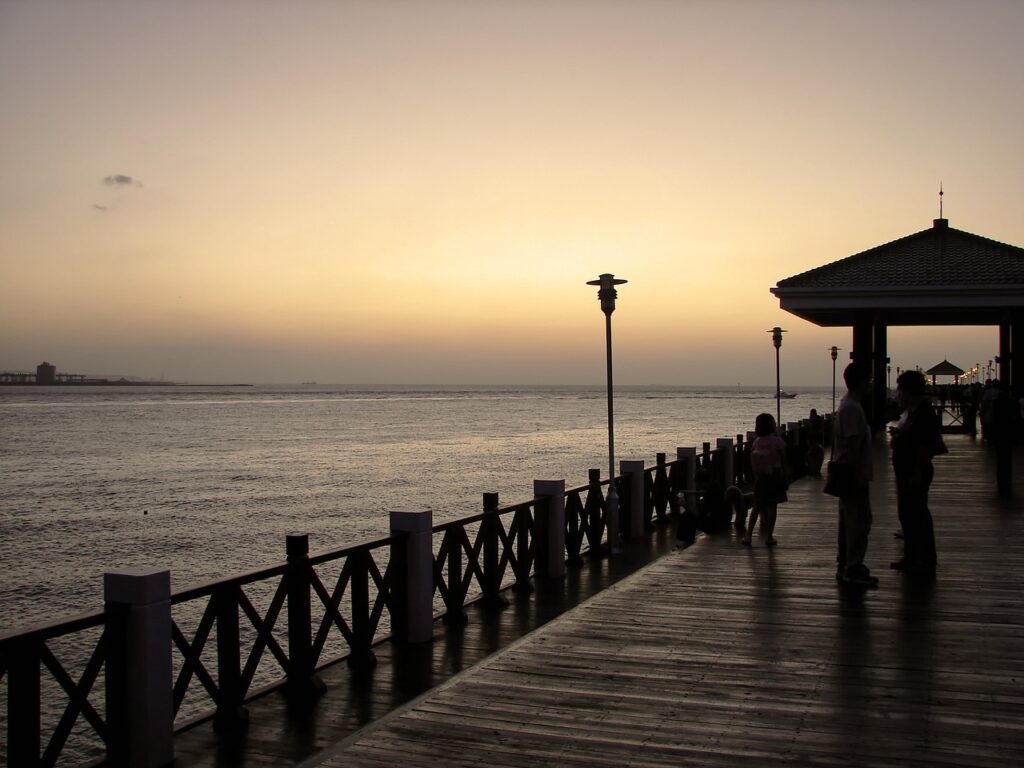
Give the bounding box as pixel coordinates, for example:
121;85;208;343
926;359;965;376
778;220;1024;289
771;219;1024;327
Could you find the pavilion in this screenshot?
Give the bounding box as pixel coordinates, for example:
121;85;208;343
926;358;966;385
771;217;1024;430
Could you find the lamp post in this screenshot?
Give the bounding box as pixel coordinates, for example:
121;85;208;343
587;273;627;554
768;327;787;427
830;346;840;414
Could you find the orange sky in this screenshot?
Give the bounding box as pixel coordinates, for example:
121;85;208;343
2;0;1022;384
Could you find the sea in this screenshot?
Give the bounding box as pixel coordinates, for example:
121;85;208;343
0;384;831;632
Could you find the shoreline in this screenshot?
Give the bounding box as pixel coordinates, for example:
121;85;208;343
0;381;253;387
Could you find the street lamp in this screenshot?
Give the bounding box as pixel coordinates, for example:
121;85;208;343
830;346;840;414
587;273;627;554
768;327;787;427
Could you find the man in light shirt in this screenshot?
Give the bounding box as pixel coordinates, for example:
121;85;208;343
833;362;878;588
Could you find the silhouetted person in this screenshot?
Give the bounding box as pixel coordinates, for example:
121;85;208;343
743;413;788;547
834;362;878;587
890;370;941;579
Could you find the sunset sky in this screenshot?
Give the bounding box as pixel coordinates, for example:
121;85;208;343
2;0;1022;385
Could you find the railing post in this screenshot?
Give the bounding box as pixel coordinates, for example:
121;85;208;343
653;453;670;525
479;493;509;609
104;568;174;768
676;447;697;543
716;437;735;488
533;480;566;579
620;460;645;539
678;447;697;505
6;637;41;767
286;534;325;697
211;582;247;729
389;509;434;644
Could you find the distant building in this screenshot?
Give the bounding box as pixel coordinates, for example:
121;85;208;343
36;362;56;385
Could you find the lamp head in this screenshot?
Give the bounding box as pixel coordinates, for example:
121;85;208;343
587;273;627;315
767;326;787;349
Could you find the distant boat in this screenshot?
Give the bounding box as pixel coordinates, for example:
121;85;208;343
777;391;798;399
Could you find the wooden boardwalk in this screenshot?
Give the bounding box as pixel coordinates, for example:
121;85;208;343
305;435;1024;767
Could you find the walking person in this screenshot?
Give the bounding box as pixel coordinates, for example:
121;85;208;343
890;369;942;579
743;413;788;546
834;362;878;587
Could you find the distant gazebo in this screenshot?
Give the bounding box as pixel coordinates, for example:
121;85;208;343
772;216;1024;430
925;359;965;385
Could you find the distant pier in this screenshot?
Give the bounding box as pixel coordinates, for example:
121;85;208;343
0;360;133;385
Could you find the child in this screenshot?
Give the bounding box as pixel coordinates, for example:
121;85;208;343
743;413;789;546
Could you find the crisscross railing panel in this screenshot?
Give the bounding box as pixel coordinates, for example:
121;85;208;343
434;518;489;622
170;567;290;729
311;557;355;657
0;616;107;767
237;578;289;695
498;501;536;592
171;599;219;716
308;541;395;669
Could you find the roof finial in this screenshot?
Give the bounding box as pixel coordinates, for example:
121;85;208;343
939;182;944;219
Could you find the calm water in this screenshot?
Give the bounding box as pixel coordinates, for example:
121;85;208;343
0;384;830;630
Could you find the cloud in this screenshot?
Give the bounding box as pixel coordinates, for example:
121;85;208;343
103;174;142;187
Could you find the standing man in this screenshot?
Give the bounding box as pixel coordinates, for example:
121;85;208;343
834;362;878;587
890;370;941;579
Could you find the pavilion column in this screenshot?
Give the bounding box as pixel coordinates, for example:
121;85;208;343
851;322;873;370
872;323;889;432
1011;313;1024;393
851;321;875;425
999;320;1011;386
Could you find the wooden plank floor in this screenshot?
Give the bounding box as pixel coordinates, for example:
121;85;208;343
307;435;1024;767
